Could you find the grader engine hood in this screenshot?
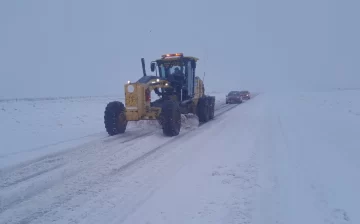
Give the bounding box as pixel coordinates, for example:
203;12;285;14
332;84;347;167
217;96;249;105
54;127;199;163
124;77;171;121
124;83;143;110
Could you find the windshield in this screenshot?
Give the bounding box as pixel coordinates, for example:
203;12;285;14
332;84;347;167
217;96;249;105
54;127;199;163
158;60;185;79
228;91;240;96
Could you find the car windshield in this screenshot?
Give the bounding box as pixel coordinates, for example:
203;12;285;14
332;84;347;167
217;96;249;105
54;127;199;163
228;91;240;96
240;91;249;94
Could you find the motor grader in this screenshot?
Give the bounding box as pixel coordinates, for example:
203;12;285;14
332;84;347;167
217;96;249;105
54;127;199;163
104;53;215;137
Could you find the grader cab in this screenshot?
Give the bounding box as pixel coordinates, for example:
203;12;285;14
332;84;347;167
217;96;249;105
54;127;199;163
104;53;215;137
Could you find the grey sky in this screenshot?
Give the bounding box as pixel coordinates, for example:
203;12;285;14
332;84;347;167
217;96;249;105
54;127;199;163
0;0;359;98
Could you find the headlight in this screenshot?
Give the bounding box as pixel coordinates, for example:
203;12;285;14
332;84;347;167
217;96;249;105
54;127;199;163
127;84;135;93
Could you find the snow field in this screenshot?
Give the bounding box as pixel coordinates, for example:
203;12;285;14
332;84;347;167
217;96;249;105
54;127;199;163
268;90;360;224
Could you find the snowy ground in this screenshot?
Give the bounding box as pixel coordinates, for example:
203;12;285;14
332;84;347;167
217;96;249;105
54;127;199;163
0;90;359;224
0;92;226;169
0;96;121;169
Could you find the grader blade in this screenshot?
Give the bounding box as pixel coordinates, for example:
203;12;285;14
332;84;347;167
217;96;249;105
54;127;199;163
181;113;200;129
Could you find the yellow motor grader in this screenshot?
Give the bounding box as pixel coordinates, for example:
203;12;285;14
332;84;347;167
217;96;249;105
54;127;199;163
104;53;215;137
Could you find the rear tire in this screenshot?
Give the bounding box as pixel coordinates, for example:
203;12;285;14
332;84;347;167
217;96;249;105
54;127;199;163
209;97;215;120
197;97;210;123
104;101;127;136
159;100;181;137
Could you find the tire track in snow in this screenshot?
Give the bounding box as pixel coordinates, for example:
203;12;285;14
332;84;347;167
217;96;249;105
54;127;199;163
107;102;238;176
0;101;234;187
0;128;153;175
0;163;63;189
0;129;155;190
0;100;232;174
0;102;240;223
0;131;105;159
0;129;158;215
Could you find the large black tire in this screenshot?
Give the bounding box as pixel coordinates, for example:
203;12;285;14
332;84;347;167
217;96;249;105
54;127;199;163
197;97;210;123
159;100;181;137
209;97;215;120
104;101;127;136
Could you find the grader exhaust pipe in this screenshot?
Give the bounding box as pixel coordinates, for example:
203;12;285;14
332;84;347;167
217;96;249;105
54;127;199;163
141;58;147;76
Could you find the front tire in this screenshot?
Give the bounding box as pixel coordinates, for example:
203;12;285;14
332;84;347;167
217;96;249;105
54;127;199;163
159;100;181;137
104;101;127;136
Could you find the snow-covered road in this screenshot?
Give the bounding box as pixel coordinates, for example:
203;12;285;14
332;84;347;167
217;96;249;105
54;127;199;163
1;91;359;224
0;94;242;224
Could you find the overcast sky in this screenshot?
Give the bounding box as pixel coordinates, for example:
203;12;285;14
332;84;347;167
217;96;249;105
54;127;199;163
0;0;359;98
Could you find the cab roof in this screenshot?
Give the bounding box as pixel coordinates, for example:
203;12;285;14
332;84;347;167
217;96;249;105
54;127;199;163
155;53;199;62
155;56;199;62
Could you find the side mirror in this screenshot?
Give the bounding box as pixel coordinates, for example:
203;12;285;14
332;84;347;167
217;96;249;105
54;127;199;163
150;62;156;72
